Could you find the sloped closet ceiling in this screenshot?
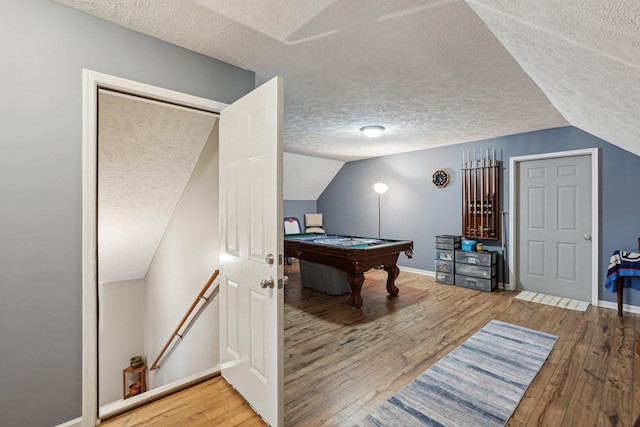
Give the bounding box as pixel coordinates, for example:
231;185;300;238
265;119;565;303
98;91;217;283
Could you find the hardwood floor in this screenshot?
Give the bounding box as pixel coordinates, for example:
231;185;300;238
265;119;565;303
283;260;640;427
102;260;640;426
99;376;266;426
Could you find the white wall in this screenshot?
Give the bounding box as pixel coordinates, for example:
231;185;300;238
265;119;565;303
145;121;220;389
98;279;145;406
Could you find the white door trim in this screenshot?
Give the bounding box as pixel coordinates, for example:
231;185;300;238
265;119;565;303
508;148;599;305
81;69;227;427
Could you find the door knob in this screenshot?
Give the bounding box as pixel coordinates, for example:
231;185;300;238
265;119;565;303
260;277;275;289
283;276;289;286
584;235;592;240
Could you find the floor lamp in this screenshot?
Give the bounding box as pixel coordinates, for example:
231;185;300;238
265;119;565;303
373;182;388;238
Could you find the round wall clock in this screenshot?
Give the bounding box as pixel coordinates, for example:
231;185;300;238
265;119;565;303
432;169;450;188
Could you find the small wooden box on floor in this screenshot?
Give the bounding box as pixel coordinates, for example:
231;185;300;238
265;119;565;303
435;235;461;285
123;364;147;399
455;250;497;291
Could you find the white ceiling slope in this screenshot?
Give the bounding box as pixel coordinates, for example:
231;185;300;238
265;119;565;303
54;0;586;162
98;91;217;283
466;0;640;157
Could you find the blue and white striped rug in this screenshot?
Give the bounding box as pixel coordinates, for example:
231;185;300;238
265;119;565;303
359;320;558;427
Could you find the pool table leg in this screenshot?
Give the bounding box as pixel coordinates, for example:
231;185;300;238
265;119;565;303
384;265;400;296
347;273;365;308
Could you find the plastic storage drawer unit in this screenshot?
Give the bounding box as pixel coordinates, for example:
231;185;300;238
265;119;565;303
435;235;460;285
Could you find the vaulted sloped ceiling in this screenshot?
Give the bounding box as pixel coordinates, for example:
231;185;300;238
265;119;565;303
55;0;639;190
54;1;639;160
466;0;640;157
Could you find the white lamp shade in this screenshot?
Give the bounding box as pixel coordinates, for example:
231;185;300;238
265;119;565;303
373;182;388;194
360;125;385;138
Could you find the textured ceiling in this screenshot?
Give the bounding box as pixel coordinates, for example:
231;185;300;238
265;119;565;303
98;91;217;283
466;0;640;158
61;0;638;281
56;0;639;162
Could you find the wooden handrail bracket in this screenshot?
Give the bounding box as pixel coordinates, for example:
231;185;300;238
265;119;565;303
150;269;219;370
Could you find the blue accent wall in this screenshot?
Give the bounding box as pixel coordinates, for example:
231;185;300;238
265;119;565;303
0;1;254;426
318;126;640;307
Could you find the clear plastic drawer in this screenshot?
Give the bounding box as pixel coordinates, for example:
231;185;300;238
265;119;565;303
435;249;454;262
455;263;496;279
455;250;497;266
435;260;454;273
436;271;455;285
455;274;497;292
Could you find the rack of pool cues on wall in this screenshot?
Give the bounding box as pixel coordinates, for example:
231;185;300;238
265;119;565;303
462;148;500;240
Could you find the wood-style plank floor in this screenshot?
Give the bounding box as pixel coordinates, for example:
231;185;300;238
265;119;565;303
99;375;266;426
102;260;640;426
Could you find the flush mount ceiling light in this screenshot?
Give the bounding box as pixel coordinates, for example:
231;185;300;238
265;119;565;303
360;125;385;138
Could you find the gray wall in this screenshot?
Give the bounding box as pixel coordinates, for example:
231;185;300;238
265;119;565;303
0;1;254;426
284;200;317;230
318;127;640;306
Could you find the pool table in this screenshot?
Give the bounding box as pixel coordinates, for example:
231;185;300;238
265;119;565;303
284;233;414;308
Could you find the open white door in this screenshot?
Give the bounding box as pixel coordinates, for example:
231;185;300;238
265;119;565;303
219;76;284;426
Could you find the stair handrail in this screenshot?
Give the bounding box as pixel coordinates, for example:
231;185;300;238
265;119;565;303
150;269;219;371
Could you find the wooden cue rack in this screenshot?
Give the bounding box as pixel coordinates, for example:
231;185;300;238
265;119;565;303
462;148;500;240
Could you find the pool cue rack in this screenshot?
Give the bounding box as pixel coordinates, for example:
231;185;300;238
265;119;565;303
462;148;500;240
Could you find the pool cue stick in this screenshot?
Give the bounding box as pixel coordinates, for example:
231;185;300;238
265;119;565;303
462;151;467;235
491;148;496;237
485;148;489;237
480;148;484;237
473;149;477;235
462;150;467;234
464;149;471;236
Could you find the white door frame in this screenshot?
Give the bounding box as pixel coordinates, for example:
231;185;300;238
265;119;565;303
508;148;599;305
81;69;228;427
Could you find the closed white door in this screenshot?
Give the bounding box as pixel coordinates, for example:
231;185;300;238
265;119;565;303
219;77;284;426
517;154;592;301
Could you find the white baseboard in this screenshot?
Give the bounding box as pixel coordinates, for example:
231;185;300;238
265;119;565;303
597;300;640;315
54;417;82;427
55;366;221;427
398;266;509;290
398;266;434;276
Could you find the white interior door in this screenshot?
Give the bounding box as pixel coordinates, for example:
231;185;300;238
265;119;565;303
516;154;592;301
219;76;284;426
